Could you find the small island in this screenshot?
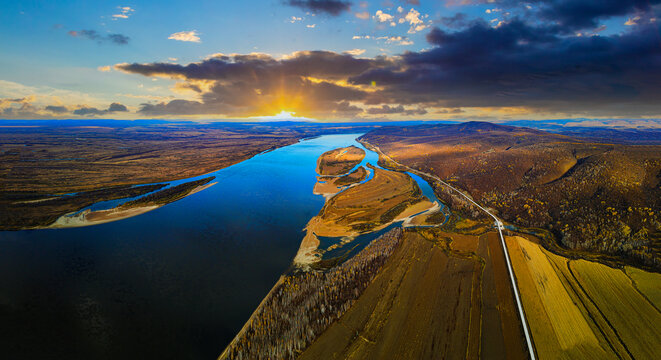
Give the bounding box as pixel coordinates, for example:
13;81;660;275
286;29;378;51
316;145;366;176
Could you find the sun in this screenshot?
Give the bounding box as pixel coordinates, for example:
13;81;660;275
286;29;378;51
251;110;312;121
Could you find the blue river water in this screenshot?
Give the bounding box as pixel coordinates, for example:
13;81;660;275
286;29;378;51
0;133;443;360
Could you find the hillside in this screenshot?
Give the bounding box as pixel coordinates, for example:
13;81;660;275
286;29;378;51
360;122;661;269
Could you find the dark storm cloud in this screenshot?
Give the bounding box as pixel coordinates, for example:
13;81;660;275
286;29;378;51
439;13;471;29
73;107;105;116
534;0;661;30
72;103;130;116
116;51;394;118
285;0;352;16
68;29;130;45
473;0;661;30
45;105;68;113
350;20;661;111
367;105;427;115
108;102;128;112
116;19;661;118
117;51;387;80
139;100;206;115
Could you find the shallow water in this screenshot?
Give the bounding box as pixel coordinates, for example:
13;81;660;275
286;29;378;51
0;133;443;359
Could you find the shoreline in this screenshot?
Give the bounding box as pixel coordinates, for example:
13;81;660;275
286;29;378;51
45;182;217;229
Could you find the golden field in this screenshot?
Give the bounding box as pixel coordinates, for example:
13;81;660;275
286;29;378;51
506;235;661;359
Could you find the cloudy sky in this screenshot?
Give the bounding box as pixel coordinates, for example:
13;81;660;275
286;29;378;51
1;0;660;121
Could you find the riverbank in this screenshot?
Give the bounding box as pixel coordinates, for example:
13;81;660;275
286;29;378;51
219;228;404;360
47;181;217;229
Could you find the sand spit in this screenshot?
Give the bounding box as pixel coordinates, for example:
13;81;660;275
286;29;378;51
49;205;160;228
186;181;217;196
312;167;369;199
402;201;441;226
48;182;217;229
13;196;61;204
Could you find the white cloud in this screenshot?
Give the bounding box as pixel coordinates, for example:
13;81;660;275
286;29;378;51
352;35;371;39
402;8;427;33
374;10;394;23
344;48;366;56
168;30;201;43
377;36;413;45
306;24;316;28
112;6;134;20
625;16;640;26
290;16;302;23
404;9;423;25
397;6;404;13
492;20;506;28
97;65;111;72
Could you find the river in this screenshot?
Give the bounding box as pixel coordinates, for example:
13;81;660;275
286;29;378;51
0;133;443;359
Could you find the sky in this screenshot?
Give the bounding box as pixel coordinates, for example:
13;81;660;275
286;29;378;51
1;0;660;123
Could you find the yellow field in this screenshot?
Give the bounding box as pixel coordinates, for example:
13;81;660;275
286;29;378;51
625;266;661;307
571;260;661;359
506;235;661;360
506;236;612;359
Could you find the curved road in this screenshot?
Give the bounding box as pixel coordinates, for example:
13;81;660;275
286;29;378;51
362;140;537;360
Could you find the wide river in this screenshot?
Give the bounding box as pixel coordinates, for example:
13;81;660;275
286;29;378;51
0;133;441;360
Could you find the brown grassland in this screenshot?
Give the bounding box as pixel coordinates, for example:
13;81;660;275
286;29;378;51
316;164;431;234
360;122;661;269
316;145;366;176
0;125;304;194
301;228;529;360
313;166;368;196
1;123;382;230
0;124;301;229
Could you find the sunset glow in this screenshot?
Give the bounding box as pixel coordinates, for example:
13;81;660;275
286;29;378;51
1;1;660;124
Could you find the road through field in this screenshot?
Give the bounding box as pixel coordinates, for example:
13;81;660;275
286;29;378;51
360;139;537;360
